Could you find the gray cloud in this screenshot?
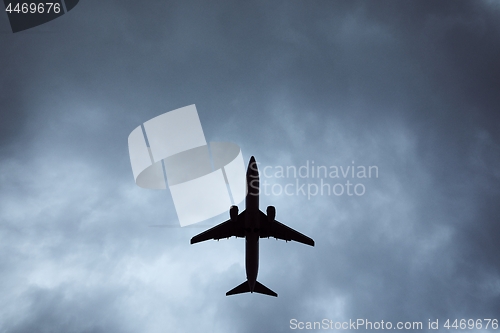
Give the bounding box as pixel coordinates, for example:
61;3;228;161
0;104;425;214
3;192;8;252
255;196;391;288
1;0;499;332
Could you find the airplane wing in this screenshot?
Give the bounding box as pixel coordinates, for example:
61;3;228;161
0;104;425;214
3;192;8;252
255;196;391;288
259;211;315;246
190;210;246;244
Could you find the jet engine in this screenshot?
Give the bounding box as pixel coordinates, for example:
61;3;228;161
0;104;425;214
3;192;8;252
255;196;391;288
230;205;239;222
266;205;276;222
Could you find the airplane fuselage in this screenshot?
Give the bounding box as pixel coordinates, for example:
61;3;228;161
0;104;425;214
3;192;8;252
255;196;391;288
245;156;260;292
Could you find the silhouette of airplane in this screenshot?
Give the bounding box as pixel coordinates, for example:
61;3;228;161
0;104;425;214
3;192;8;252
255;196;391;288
191;156;314;297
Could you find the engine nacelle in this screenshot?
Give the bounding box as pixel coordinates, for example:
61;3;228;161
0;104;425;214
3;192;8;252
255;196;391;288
230;205;239;222
266;205;276;222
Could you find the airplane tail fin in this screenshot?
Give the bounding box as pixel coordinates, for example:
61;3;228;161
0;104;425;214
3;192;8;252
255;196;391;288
226;280;278;297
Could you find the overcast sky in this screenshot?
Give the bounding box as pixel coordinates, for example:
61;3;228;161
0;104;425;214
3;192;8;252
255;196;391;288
1;1;499;332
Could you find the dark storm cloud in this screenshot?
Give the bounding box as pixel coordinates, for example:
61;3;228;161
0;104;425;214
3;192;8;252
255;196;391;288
6;284;132;333
1;0;499;332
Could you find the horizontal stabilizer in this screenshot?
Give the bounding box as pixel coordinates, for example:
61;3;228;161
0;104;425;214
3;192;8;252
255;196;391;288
226;281;250;296
254;281;278;297
226;280;278;297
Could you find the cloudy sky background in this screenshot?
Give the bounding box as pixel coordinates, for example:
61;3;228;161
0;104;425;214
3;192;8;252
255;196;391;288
1;0;499;332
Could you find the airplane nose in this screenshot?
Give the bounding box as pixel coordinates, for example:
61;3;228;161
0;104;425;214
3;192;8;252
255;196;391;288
247;156;259;176
248;156;257;169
